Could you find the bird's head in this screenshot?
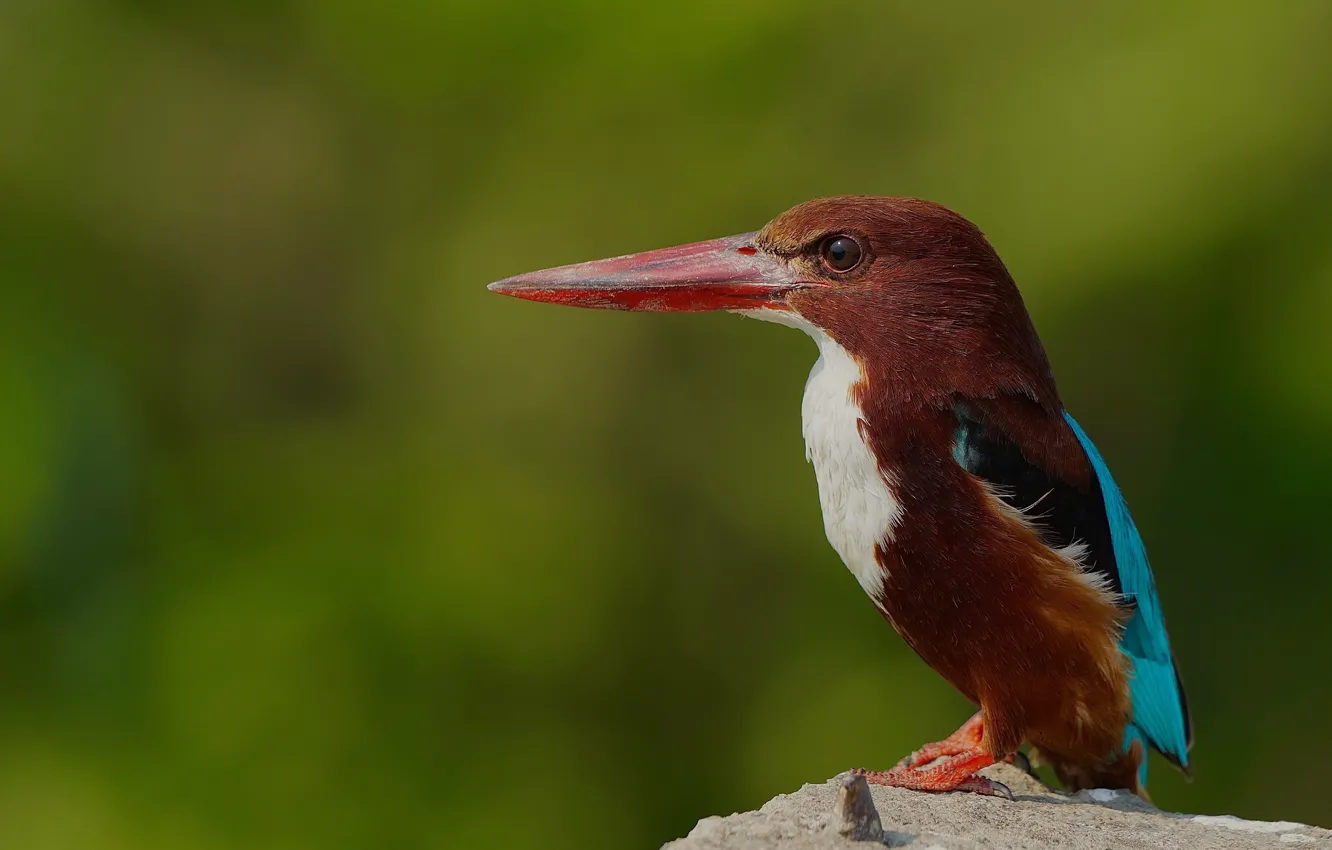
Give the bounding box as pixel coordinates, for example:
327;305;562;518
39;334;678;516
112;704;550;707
489;195;1056;408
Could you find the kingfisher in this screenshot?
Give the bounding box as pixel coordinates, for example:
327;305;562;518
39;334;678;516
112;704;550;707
488;196;1192;799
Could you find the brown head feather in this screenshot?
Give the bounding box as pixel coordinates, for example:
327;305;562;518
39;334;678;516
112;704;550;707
760;195;1059;415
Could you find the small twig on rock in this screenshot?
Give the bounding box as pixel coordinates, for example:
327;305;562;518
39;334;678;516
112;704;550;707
827;772;883;842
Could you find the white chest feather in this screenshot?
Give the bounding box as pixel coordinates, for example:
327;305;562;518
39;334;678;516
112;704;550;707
740;309;903;598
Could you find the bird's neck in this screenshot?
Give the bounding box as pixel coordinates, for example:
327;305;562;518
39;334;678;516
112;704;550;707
740;308;902;600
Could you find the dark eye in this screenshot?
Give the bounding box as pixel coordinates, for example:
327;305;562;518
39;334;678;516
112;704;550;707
819;235;863;273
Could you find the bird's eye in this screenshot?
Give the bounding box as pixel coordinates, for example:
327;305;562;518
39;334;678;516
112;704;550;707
819;235;863;273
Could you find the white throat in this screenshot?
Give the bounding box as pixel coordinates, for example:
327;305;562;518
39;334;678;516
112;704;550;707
738;308;903;599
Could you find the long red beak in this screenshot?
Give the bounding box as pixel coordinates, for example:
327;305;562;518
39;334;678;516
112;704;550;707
487;232;814;312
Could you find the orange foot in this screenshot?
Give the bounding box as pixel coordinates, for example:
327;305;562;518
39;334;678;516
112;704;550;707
851;712;1013;799
896;711;985;771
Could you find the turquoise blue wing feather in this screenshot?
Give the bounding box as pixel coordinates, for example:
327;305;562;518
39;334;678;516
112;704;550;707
952;402;1192;781
1063;413;1192;778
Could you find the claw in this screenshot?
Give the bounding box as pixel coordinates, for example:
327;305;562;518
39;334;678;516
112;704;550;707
955;776;1014;800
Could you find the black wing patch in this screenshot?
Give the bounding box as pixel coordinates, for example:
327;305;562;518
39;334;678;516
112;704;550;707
952;404;1121;597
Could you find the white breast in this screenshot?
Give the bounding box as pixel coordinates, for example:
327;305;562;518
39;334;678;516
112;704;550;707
739;309;903;598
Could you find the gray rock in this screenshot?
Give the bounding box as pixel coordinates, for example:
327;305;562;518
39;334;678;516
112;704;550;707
826;773;883;842
665;763;1332;850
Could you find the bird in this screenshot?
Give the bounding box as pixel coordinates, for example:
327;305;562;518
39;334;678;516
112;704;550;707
487;196;1192;800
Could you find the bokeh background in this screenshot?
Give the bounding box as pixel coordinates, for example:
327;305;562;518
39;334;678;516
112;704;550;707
4;1;1332;847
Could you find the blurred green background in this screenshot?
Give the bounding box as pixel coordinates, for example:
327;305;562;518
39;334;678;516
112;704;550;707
3;1;1331;847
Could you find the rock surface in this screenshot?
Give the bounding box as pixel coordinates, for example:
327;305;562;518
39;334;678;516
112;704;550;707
665;763;1331;850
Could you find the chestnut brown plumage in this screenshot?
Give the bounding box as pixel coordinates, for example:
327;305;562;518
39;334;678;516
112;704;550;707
490;196;1191;798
